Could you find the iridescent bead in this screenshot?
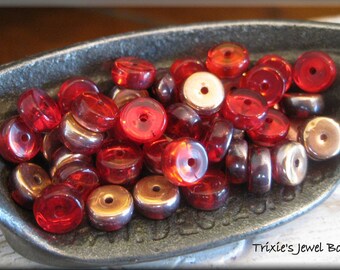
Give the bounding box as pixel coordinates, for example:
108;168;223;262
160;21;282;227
225;139;248;184
143;136;171;174
109;86;149;109
42;128;63;161
152;69;176;106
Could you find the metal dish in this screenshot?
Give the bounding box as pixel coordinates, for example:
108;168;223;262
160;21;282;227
0;20;339;267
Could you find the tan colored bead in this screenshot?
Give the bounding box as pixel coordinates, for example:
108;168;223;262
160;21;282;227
286;119;305;142
109;86;149;109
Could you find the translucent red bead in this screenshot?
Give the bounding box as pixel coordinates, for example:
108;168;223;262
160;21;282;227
143;136;171;174
170;58;206;86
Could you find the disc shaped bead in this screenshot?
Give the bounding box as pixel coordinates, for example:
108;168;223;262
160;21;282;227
181;169;229;211
161;137;208;186
152;69;176;106
87;185;134;231
133;175;180;219
170;58;206;86
143;136;171;174
293;51;336;93
59;112;104;155
271;141;308;186
18;88;61;132
42;128;63;161
222;88;268;130
9;163;51;209
225;139;248;184
71;92;119;132
33;184;84;234
111;56;156;90
0;116;41;163
206;42;250;79
119;97;167;144
180;71;225;116
109;86;149;109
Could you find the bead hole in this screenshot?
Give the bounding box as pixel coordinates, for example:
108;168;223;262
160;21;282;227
104;196;113;204
21;134;29;142
139;113;148;122
309;67;317;75
244;99;252;106
224;50;232;58
294;159;300;168
152;185;161;192
54;206;65;218
265;118;273;124
33;175;42;185
200;87;209;95
116;150;124;157
187;158;196;167
97;100;104;106
260;82;269;91
230;86;237;91
320;133;328;142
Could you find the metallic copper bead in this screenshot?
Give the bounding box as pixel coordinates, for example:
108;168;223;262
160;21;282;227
133;175;180;219
152;69;176;106
299;116;340;160
248;146;272;194
272;141;308;186
109;86;149;109
42;128;63;161
181;71;225;116
87;185;134;231
286;118;304;142
225;139;248;184
9;163;51;209
232;128;245;140
59;112;104;155
280;93;325;119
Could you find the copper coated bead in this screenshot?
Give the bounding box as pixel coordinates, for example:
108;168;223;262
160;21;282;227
272;141;308;186
109;86;149;109
133;175;180;220
286;119;305;142
9;163;51;209
86;185;134;231
225;139;248;184
299;117;340;160
42;128;63;161
280;93;325;119
248;146;272;194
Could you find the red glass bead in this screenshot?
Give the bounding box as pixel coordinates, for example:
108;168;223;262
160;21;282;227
152;69;176;106
58;77;99;114
181;169;229;210
256;54;292;91
293;51;336;93
143;135;171;174
111;56;156;90
247;108;290;147
0;116;41;163
18;88;61;132
161;137;208;186
53;161;100;201
206;42;249;79
33;184;84;234
203;118;233;163
240;65;285;107
109;86;149;109
71;92;118;132
119;97;167;144
96;140;143;186
225;139;248;184
222;76;242;93
222;88;268;130
170;58;206;86
165;103;202;140
42;128;63;161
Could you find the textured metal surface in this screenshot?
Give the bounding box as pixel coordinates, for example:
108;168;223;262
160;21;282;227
0;20;339;267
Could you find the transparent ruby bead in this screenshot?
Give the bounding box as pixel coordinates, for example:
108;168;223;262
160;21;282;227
71;92;118;132
203;118;233;163
247;108;290;147
170;58;206;86
240;65;286;107
293;51;336;93
161;137;208;186
119;97;167;144
109;86;149;109
143;136;171;174
206;42;249;79
18;88;61;132
33;184;84;234
181;169;229;210
42;128;63;161
222;76;242;93
222;88;268;130
152;69;176;106
225;139;248;184
165;103;202;140
58;77;99;114
0;116;41;163
111;56;156;90
256;54;293;91
96;140;143;186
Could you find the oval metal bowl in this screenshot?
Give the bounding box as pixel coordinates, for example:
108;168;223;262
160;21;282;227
0;20;339;267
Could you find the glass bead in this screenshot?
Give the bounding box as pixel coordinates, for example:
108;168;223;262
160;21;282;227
109;86;149;109
152;69;176;106
247;108;290;147
58;76;99;114
133;175;180;219
18;88;61;132
256;54;292;91
203;118;233;163
71;92;119;132
225;139;248;184
9;163;51;209
119;97;167;144
42;128;63;161
111;56;156;90
143;136;171;174
87;185;134;231
33;184;84;234
286;119;304;142
165;103;203;140
240;65;286;107
96;140;143;186
181;169;229;210
222;88;268;130
161;137;208;186
206;42;249;79
180;71;225;116
293;51;336;93
0;116;41;163
170;58;206;86
222;76;242;93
